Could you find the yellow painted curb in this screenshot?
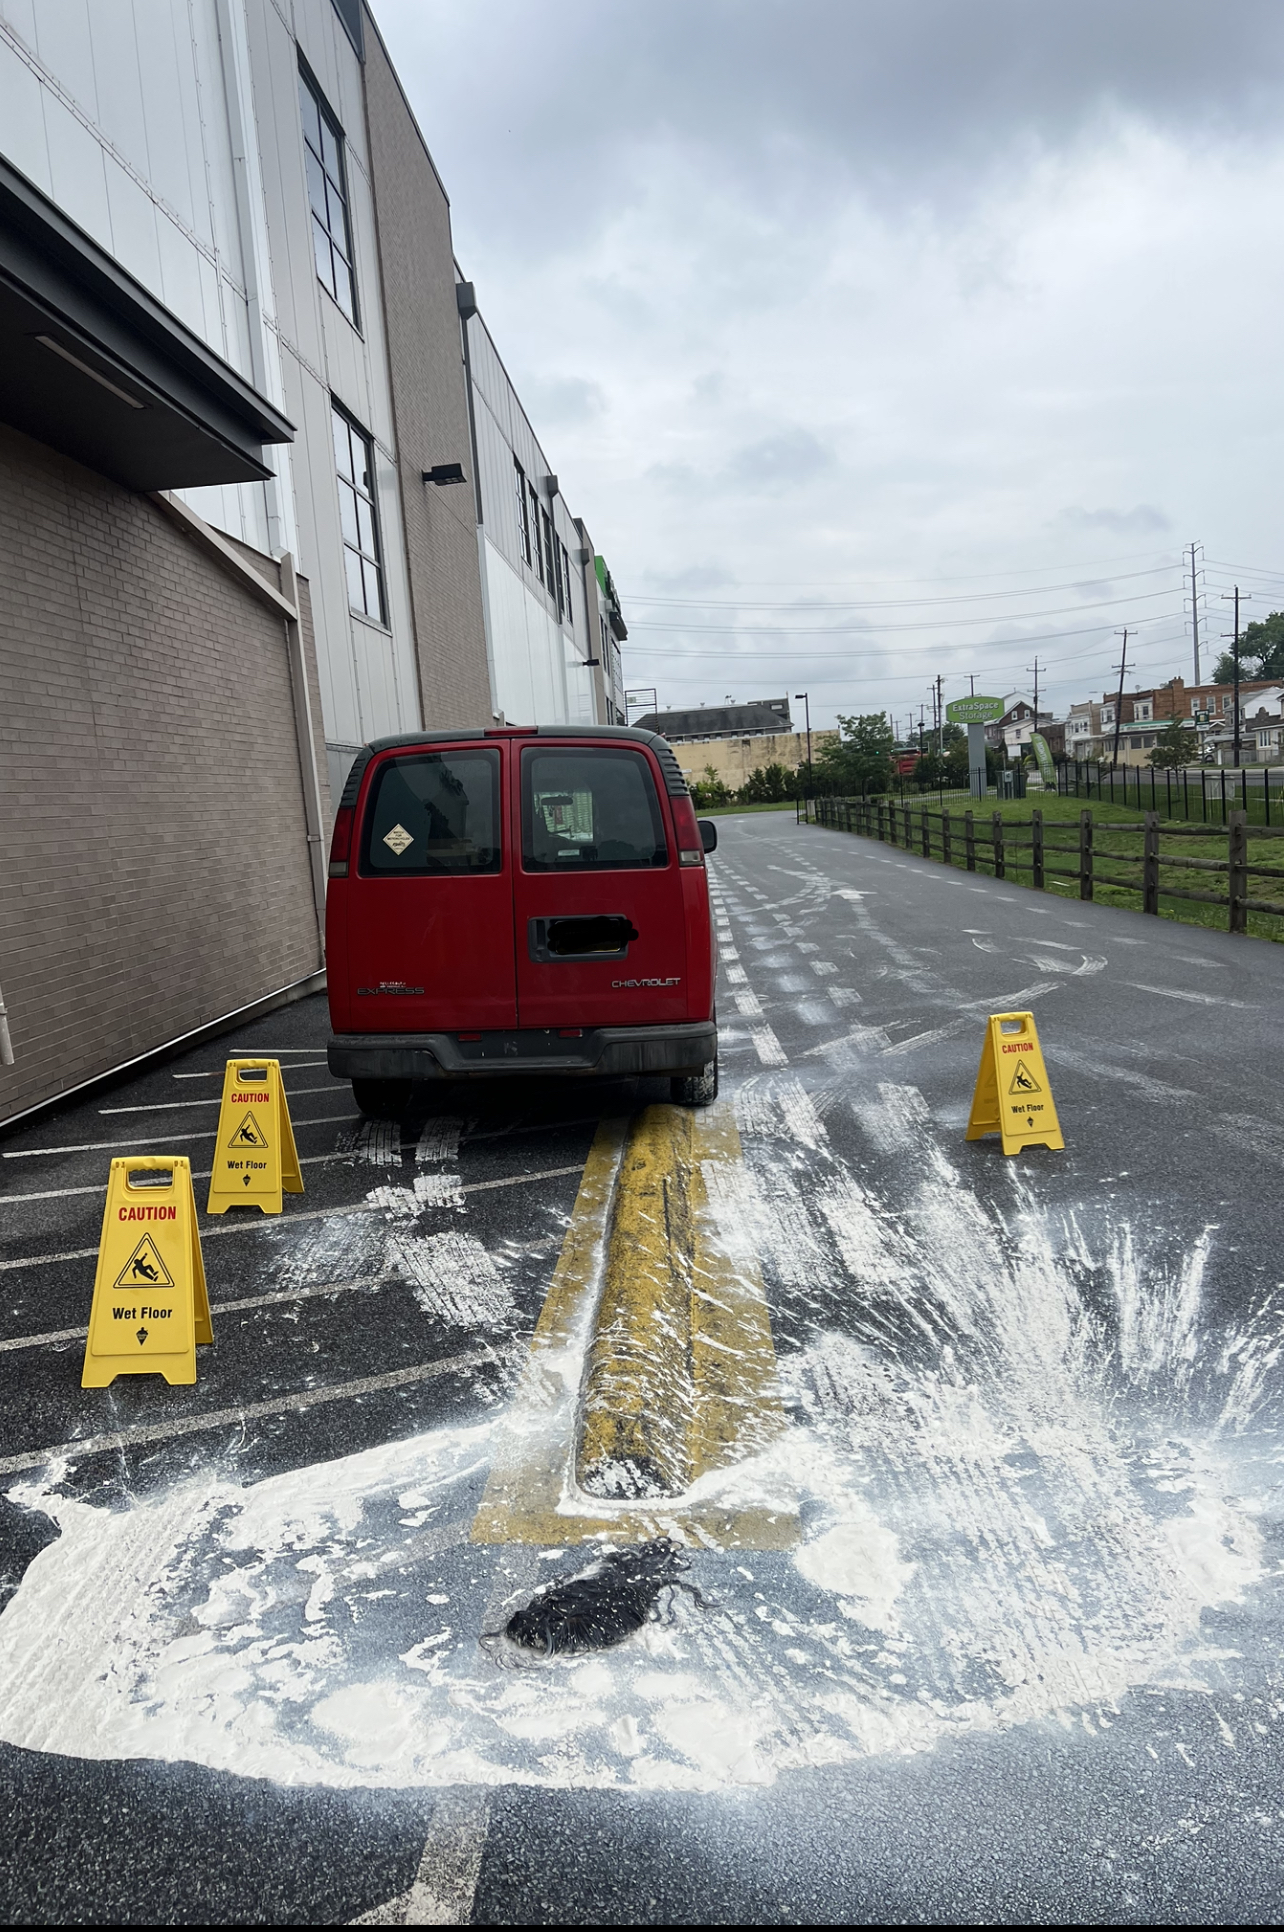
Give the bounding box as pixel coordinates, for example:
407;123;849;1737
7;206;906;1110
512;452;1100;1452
471;1105;797;1551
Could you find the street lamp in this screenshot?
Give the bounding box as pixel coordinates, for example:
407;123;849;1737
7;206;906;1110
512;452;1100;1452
794;692;813;799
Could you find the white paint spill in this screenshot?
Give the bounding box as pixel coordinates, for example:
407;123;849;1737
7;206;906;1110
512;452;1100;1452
793;1508;913;1633
0;1030;1278;1800
750;1026;788;1067
413;1173;465;1211
338;1120;402;1166
386;1231;513;1327
416;1120;464;1165
267;1210;385;1291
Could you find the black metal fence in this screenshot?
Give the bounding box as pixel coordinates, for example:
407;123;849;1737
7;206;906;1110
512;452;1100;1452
800;795;1284;935
1057;760;1284;826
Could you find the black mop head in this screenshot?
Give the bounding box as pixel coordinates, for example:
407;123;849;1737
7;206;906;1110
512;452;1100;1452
501;1538;705;1657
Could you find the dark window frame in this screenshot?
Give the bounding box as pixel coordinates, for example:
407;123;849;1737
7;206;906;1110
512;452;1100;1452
358;747;503;878
528;481;543;584
560;540;573;628
520;745;671;874
332;400;386;625
514;457;532;565
299;60;358;326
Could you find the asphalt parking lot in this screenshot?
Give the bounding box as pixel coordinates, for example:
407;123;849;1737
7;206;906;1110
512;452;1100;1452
1;808;1282;1924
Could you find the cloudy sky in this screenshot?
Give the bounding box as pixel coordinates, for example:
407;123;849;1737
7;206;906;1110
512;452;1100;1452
375;0;1284;732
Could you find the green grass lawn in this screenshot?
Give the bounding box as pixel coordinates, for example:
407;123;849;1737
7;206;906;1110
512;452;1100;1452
816;793;1284;943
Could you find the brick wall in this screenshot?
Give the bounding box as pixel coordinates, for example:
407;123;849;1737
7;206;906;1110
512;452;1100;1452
0;422;325;1123
362;13;494;731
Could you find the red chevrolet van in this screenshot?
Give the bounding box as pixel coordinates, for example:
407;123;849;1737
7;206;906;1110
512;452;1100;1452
325;726;719;1117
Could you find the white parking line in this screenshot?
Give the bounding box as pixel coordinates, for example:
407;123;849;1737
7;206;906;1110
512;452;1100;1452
173;1060;331;1078
0;1164;585;1272
0;1345;510;1477
1;1146;380;1206
100;1083;340;1115
2;1110;361;1159
0;1270;394;1353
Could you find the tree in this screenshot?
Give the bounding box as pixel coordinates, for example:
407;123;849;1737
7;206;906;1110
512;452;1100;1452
739;761;797;804
813;713;896;795
1148;718;1197;768
691;764;734;808
1212;609;1284;683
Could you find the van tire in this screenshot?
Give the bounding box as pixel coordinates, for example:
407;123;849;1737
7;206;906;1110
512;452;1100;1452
352;1078;413;1120
670;1058;718;1108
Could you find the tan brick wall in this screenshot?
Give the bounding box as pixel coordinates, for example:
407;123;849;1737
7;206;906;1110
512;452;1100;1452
0;423;324;1122
361;14;494;730
669;730;838;789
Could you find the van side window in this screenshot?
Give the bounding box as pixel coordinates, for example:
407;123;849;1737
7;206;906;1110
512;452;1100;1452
360;750;501;875
522;748;668;872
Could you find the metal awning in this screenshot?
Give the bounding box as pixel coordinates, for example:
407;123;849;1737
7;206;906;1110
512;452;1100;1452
0;158;293;491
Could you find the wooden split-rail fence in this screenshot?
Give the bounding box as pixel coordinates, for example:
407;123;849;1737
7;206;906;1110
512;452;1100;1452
800;796;1284;935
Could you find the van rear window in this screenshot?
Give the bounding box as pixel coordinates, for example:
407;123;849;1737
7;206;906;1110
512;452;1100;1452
522;748;668;872
360;750;501;875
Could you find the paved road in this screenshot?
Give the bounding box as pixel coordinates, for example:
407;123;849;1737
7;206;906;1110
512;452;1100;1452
0;809;1281;1923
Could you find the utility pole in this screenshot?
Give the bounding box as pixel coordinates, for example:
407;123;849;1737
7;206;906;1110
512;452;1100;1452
1110;630;1129;769
1221;587;1251;769
1187;542;1202;687
935;674;944;755
1026;655;1041;739
969;673;976;696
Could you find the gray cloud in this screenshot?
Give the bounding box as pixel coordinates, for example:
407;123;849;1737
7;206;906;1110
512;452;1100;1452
371;1;1284;728
725;428;836;492
517;375;606;425
1058;506;1173;535
381;0;1284;249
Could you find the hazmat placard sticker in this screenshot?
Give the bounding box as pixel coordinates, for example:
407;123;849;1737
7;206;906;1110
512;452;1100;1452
966;1011;1064;1157
205;1058;303;1216
82;1157;211;1388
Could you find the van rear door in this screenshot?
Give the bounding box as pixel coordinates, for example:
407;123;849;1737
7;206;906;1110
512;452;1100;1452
513;741;687;1028
346;741;517;1031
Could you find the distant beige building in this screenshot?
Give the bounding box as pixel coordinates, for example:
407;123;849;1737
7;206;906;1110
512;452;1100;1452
632;698;835;791
669;729;837;791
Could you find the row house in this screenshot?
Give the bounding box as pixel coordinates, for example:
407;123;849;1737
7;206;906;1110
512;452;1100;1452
1064;678;1284;766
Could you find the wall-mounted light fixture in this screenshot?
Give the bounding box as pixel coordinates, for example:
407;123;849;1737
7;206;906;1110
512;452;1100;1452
544;473;558;497
422;463;466;486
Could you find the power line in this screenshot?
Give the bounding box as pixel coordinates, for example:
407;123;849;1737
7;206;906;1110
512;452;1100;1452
622;544;1182;591
628;589;1180;637
624;563;1177;611
625;612;1184;659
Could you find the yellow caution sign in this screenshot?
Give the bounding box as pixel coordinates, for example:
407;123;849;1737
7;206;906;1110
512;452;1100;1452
205;1057;303;1215
82;1157;212;1387
966;1010;1065;1156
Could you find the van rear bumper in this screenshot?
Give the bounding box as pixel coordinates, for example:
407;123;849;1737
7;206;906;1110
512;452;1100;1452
327;1022;717;1083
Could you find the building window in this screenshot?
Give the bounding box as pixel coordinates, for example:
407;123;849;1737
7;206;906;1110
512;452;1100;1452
560;540;573;627
299;65;357;323
541;509;556;606
1136;701;1152;721
333;404;384;623
1101;706;1114;726
514;458;531;565
528;483;543;584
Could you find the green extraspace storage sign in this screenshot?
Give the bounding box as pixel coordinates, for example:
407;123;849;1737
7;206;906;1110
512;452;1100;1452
945;695;1005;724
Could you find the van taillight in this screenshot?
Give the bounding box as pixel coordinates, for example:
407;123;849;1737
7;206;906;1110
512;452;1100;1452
328;806;354;879
671;793;704;867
